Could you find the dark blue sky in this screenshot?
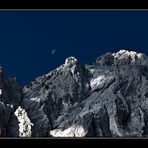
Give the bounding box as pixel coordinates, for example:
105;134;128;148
0;11;148;86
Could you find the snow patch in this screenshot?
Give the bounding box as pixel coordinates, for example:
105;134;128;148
50;125;86;137
30;97;40;102
90;75;106;89
90;75;114;91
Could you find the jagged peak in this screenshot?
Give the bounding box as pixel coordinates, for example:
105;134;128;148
112;49;145;59
1;49;148;137
64;56;78;66
96;49;148;66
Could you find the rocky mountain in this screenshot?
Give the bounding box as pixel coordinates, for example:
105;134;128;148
0;49;148;137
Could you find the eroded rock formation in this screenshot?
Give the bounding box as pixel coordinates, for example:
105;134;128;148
0;50;148;137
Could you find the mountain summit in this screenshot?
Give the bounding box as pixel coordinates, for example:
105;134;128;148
0;49;148;137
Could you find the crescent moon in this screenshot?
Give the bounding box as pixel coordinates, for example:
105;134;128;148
51;49;56;55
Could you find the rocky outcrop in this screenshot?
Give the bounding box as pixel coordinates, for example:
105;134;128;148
0;49;148;137
0;67;22;136
21;50;148;137
22;56;91;136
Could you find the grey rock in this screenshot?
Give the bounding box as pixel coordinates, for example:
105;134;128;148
20;50;148;137
0;49;148;137
22;56;91;136
0;68;22;136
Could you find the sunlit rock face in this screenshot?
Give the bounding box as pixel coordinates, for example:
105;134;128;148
21;50;148;137
96;50;148;66
14;106;32;137
1;49;148;137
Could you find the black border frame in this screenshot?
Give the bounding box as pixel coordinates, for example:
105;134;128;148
0;0;148;147
0;1;148;9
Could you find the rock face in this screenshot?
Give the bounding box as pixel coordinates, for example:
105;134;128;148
0;67;23;136
0;50;148;137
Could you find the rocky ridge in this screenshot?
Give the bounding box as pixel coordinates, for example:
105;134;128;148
0;49;148;137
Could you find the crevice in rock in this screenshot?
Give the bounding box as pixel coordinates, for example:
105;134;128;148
93;106;112;137
141;109;148;137
115;96;131;129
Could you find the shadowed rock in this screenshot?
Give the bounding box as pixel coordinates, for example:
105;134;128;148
1;49;148;137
